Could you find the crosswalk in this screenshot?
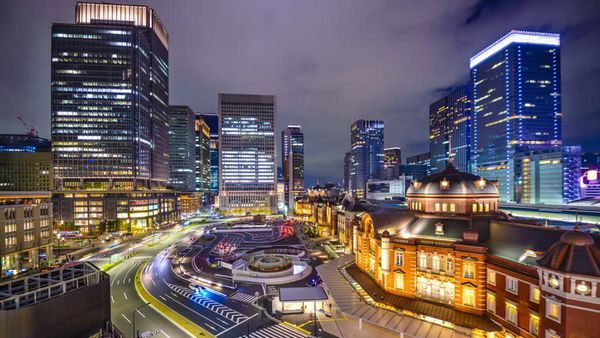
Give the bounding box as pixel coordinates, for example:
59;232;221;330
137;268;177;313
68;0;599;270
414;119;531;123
166;282;248;323
230;291;259;304
237;323;308;338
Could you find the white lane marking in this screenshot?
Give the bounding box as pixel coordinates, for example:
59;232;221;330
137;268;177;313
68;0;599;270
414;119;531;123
136;309;146;318
117;280;120;286
170;292;178;298
160;330;171;338
163;294;222;331
123;292;128;300
152;279;157;286
111;295;115;303
123;262;136;284
128;278;131;284
159;295;167;301
121;314;131;323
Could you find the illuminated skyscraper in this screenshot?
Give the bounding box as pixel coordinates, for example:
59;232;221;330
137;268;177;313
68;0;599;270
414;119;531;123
470;30;562;201
282;125;304;211
200;113;220;195
168;106;196;192
217;94;277;214
350;119;384;198
429;85;471;173
344;151;352;192
51;3;177;233
195;115;211;194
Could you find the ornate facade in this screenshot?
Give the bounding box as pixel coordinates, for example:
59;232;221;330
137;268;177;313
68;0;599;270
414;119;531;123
353;164;600;337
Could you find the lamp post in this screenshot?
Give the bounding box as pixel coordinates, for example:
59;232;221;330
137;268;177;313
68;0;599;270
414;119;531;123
132;302;150;338
56;233;62;263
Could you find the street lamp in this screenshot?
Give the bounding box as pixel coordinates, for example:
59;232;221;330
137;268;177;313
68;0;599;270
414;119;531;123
56;233;62;262
132;302;151;338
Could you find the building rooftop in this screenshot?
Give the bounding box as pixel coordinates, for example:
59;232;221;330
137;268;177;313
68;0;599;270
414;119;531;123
406;163;498;197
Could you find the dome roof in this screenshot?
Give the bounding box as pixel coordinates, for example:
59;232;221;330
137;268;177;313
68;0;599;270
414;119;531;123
537;230;600;276
406;163;498;196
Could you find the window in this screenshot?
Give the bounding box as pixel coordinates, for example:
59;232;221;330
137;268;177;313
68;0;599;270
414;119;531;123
435;203;440;212
486;292;496;313
530;286;540;303
435;223;444;235
530;313;540;336
546;299;561;322
432;255;440;272
419;253;427;269
395;250;404;266
394;272;404;290
450;203;456;212
446;257;454;273
506;276;518;294
472;204;477;212
463;260;475;279
487;270;496;285
505;302;518;324
442;203;448;212
545;329;560;338
463;288;475;307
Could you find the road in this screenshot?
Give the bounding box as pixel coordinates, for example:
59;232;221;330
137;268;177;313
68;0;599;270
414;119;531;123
87;226;209;338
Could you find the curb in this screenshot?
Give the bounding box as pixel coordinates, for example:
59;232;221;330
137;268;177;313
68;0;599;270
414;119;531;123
134;261;213;337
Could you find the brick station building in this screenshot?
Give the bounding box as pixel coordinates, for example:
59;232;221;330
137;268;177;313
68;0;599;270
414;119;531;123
351;164;600;338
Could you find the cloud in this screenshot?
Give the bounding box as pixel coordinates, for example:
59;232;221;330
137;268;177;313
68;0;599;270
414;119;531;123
0;0;599;186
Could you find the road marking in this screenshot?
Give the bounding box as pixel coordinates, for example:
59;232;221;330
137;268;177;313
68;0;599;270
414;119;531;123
117;280;120;286
121;314;131;323
159;295;167;301
123;292;128;300
152;279;157;286
170;292;178;298
128;278;131;284
136;309;146;318
111;295;115;303
164;294;224;331
160;330;171;338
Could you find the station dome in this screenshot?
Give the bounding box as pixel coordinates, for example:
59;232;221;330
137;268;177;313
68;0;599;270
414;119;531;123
406;163;498;197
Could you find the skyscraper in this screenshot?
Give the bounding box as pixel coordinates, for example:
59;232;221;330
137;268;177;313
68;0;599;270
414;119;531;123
51;3;177;233
429;85;471;173
217;94;277;214
0;135;52;191
195;115;211;194
350;120;384;198
200;113;220;195
281;126;304;211
168;106;196;192
381;147;402;179
470;30;562;201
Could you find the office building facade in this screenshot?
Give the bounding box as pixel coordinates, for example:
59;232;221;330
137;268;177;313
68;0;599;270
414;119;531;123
514;146;581;204
282;125;304;211
195;115;211;195
344;151;353;193
429;85;471;173
168;106;196;192
350;120;384;198
0;135;52;191
217;94;277;214
1;192;53;278
470;31;562;201
200;113;220;195
51;3;177;233
380;147;402;179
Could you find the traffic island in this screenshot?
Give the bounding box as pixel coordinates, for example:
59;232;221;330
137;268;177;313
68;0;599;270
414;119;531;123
134;261;213;337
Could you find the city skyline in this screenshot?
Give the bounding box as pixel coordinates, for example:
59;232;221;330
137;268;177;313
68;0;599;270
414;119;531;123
2;0;600;185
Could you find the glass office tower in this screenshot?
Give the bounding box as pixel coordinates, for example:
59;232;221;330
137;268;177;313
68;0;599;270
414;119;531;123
200;113;220;195
470;31;561;201
217;94;277;214
51;3;177;233
350;120;384;198
429;85;471;173
168;106;196;192
282;125;304;211
380;147;402;179
195;116;211;194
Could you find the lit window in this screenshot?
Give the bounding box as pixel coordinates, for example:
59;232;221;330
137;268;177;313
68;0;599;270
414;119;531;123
472;203;477;212
545;329;560;338
546;300;561;322
506;276;518;294
450;203;456;212
442;203;448;212
463;260;475;279
487;270;496;285
446;257;454;273
530;313;540;336
395;250;404;266
432;255;440;272
463;288;475;307
435;223;444;235
530;286;540;303
395;272;404;290
486;292;496;313
419;253;427;269
435;203;441;212
505;302;518;324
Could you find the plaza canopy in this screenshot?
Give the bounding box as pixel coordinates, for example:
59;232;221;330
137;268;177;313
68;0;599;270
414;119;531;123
278;286;328;302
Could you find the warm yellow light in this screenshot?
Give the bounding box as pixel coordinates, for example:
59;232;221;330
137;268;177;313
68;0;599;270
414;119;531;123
588;170;598;181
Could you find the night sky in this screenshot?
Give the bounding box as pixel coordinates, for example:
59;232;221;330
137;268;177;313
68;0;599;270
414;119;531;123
1;0;599;185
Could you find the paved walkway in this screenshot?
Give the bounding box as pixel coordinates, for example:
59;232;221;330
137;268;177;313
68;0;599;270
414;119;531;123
316;255;469;338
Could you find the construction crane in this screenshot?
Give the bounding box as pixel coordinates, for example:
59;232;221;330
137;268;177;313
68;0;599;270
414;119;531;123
17;116;38;137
